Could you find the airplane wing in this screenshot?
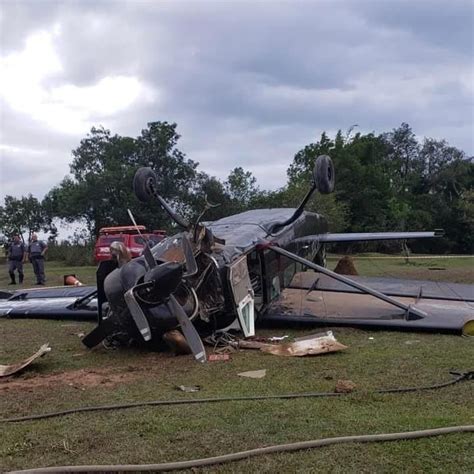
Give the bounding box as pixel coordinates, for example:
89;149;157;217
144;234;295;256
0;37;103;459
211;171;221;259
294;230;444;244
0;286;98;320
261;272;474;335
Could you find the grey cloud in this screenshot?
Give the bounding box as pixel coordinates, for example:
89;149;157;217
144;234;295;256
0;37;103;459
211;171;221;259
352;0;474;57
0;146;68;198
0;0;473;205
0;0;61;52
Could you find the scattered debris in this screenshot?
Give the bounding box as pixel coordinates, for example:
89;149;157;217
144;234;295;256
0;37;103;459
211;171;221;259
61;439;76;454
260;331;347;357
0;344;51;378
205;332;238;348
176;385;201;392
238;369;266;379
208;354;231;362
77;332;85;338
237;340;271;351
334;255;358;275
368;337;375;340
335;379;356;393
268;335;289;342
243;336;272;343
404;340;420;345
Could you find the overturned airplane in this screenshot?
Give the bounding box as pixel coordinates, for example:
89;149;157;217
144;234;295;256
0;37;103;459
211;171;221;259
1;156;473;362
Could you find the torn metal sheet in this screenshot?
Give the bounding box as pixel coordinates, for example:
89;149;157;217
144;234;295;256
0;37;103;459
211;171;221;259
260;331;347;357
0;344;51;377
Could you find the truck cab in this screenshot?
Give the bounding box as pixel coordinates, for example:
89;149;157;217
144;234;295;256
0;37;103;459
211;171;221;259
94;226;166;263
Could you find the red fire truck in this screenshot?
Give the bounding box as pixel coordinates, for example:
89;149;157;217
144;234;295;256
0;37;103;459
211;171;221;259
94;226;166;263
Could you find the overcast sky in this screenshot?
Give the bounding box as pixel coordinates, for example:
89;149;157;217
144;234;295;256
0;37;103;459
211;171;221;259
1;0;473;203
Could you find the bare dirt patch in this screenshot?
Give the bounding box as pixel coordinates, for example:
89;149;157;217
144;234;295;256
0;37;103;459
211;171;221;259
0;367;141;392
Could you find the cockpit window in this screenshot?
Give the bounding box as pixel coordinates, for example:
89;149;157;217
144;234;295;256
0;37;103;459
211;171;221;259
150;234;185;263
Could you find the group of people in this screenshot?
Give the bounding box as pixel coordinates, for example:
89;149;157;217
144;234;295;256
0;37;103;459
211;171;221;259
6;234;48;285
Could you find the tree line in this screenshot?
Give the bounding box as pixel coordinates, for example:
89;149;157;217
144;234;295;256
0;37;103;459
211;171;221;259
1;121;473;254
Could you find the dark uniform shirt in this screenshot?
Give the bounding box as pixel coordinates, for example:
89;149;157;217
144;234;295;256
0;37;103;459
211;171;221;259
28;240;46;257
8;243;25;261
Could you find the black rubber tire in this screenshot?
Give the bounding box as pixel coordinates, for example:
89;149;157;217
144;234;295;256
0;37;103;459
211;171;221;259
314;155;335;194
133;167;157;202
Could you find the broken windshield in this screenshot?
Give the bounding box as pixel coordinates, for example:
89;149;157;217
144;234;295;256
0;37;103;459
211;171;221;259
150;234;185;263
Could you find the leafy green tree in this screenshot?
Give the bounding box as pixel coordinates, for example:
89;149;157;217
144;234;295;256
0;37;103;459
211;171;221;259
419;138;464;179
225;167;259;205
382;123;422;188
0;194;49;241
287;131;333;183
46;122;198;235
285;130;391;233
41;119;474;254
190;172;233;222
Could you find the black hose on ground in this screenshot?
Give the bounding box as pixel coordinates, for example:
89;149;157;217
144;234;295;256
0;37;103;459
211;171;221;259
1;370;472;424
9;425;474;473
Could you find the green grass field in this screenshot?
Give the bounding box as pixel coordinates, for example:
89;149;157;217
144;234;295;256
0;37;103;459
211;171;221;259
1;256;473;472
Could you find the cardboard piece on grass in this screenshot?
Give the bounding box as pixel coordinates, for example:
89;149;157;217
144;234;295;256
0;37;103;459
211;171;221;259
238;369;266;379
0;344;51;377
261;331;347;357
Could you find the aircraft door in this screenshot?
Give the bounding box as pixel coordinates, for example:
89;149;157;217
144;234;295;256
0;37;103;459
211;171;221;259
227;255;255;337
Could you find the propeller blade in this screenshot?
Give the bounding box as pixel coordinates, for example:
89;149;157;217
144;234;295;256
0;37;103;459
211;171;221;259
124;287;152;341
167;295;206;363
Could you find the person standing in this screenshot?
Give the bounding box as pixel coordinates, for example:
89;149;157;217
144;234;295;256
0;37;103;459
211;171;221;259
28;234;48;285
7;235;26;285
